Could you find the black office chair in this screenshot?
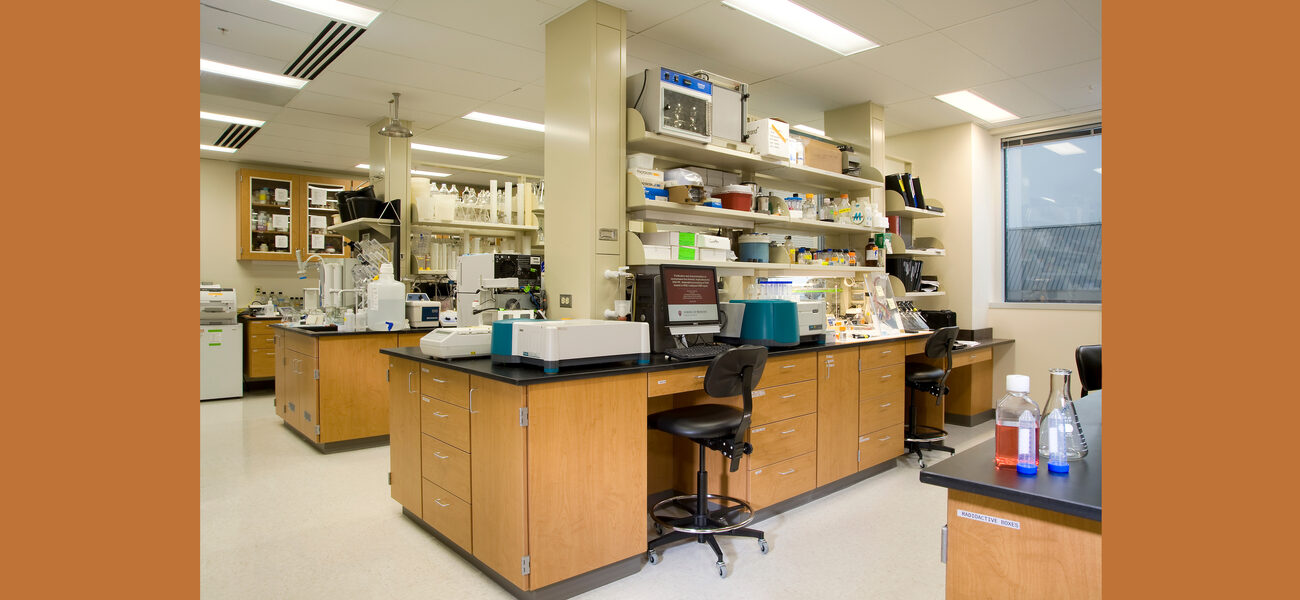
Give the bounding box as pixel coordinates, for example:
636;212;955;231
1076;345;1102;397
646;346;768;578
904;326;960;468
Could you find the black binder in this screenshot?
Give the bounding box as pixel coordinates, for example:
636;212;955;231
911;176;925;209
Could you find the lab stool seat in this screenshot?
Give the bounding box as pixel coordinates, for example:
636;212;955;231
646;346;770;578
904;327;960;468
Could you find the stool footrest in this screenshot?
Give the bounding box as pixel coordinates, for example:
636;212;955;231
650;494;755;535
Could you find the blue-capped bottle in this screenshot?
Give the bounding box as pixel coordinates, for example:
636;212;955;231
995;374;1040;473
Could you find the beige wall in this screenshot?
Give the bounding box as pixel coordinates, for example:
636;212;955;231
199;159;357;303
988;308;1100;399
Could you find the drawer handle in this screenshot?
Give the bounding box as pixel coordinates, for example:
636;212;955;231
421;368;429;373
432;411;449;418
879;436;892;442
469;388;478;414
781;394;797;399
781;365;796;369
434;499;450;508
880;350;892;355
422;397;430;403
880;403;892;408
879;374;892;380
695;375;705;379
431;378;446;383
433;452;449;459
777;469;796;476
780;428;796;435
859;436;870;442
752;427;767;433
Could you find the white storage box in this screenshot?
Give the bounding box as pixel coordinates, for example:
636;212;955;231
695;234;730;250
640;231;697;247
642;244;698;260
627;153;656;170
698;247;728;261
746;118;790;160
628;167;664;189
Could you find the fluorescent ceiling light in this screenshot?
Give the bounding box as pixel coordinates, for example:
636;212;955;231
1093;168;1102;174
462;111;545;132
722;0;878;56
200;59;307;89
411;143;507;160
200;144;237;153
791;124;825;136
934;90;1018;123
267;0;380;27
1043;142;1085;155
200;111;265;127
356;164;451;178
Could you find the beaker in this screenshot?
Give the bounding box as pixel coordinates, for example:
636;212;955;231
1038;368;1088;460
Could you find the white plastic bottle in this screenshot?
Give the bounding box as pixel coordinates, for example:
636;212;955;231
367;263;408;331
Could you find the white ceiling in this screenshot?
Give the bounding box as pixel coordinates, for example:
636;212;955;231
199;0;1101;184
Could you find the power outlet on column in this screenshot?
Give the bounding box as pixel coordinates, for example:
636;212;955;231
559;294;572;308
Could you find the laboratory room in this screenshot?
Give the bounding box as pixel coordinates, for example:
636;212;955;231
199;0;1102;598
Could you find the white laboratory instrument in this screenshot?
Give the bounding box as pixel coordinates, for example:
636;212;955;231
455;253;541;326
627;67;713;144
406;293;443;328
797;301;827;343
492;319;650;373
419;326;494;359
199;284;243;400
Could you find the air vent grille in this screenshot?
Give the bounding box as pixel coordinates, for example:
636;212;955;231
213;124;260;149
284;20;365;81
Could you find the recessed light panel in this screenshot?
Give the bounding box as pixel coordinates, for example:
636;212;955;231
934;90;1018;123
200;111;266;127
722;0;878;56
411;143;507;160
1044;142;1085;156
200;144;237;153
200;59;307;89
268;0;381;27
462;111;545;132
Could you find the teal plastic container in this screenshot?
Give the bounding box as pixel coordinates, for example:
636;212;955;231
727;300;799;347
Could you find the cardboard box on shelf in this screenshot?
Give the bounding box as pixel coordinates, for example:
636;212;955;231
792;134;842;173
667;185;705;204
746;118;790;160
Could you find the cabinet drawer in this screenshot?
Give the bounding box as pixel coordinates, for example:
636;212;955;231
860;341;905;370
421;397;470;452
647;366;708;396
422;479;472;553
748;452;816;509
248;348;276;378
859;363;905;399
397;333;427;348
247;321;278;336
751;380;816;426
285;332;318;357
859;393;904;434
748;414;817;469
247;333;277;350
756;354;816;389
953;348;993;368
858;424;905;469
420;364;470;408
421;434;471;502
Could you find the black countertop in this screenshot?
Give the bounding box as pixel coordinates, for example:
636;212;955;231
920;391;1102;521
380;335;1013;386
273;323;439;337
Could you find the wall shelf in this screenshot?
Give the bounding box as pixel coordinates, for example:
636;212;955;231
888;274;944;298
411;219;538;238
326;217;396;243
628;177;883;236
885;190;945;218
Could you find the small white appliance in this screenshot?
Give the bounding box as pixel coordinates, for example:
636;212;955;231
628;67;713;143
493;319;650;374
420;326;493;359
199;284;243;400
455;253;541;326
797;301;827;343
406;293;442;328
692;70;747;144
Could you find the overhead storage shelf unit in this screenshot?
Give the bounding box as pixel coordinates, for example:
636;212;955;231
411;219;539;238
885;190;945;218
326;217;397;243
627;179;885;235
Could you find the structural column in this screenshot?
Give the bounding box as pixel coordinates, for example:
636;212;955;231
544;0;627;319
369;119;411;282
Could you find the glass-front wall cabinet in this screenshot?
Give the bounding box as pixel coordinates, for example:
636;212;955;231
237;169;356;261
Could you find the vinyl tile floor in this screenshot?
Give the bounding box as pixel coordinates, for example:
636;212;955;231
201;388;994;599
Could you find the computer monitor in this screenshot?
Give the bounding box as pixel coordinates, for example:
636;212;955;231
660;264;720;326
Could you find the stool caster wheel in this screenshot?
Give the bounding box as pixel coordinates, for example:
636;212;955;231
653;522;664;535
716;561;727;578
647;550;660;565
758;538;769;554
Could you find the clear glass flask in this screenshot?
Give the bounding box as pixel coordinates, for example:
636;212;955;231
1038;368;1088;460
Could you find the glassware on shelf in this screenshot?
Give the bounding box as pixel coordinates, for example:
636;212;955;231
1038;368;1088;460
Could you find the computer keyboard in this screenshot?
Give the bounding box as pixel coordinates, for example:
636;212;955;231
663;343;733;361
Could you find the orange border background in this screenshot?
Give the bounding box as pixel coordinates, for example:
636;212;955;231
0;0;194;596
3;0;1298;596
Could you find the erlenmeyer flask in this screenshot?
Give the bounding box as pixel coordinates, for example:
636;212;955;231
1039;368;1088;460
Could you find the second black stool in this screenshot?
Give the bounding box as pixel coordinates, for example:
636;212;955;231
646;345;768;578
904;326;960;467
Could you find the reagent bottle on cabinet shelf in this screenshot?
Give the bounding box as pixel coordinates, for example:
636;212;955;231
995;374;1039;473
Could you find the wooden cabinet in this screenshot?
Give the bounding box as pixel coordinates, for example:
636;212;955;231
276;331;395;447
273;329;287;418
748;451;816;508
816;348;860;486
469;376;529;590
858;341;907;470
237;168;355;261
285;350;319;441
242;317;278;379
389;357;421;517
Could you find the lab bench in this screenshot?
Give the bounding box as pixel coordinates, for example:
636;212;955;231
920;391;1102;599
379;333;1012;599
271;324;435;452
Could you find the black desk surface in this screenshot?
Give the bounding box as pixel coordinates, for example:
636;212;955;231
380;336;1013;386
920;391;1102;521
273;323;439;337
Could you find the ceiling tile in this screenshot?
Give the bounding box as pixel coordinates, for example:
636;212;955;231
1018;59;1101;109
271;108;373;136
800;0;932;45
746;79;834;125
390;0;568;51
1064;0;1101;32
199;93;286;122
201;122;231;144
943;0;1101;77
244;132;367;160
325;46;523;102
638;3;842;81
969;78;1062;119
882;97;975;133
850;32;1008;95
284;90;455;129
200;0;333;34
492;85;546;112
356;13;544;83
200;72;301;107
305;71;482;121
600;0;712;33
626;35;764;84
200;5;317;64
256;122;370;147
200;42;291;75
470;101;545;125
774;58;926;108
420;121;544;155
890;0;1036;30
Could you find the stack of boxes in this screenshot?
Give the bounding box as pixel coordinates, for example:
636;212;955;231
638;231;731;262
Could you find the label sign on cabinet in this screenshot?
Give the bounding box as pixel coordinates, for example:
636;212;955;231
956;509;1021;530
